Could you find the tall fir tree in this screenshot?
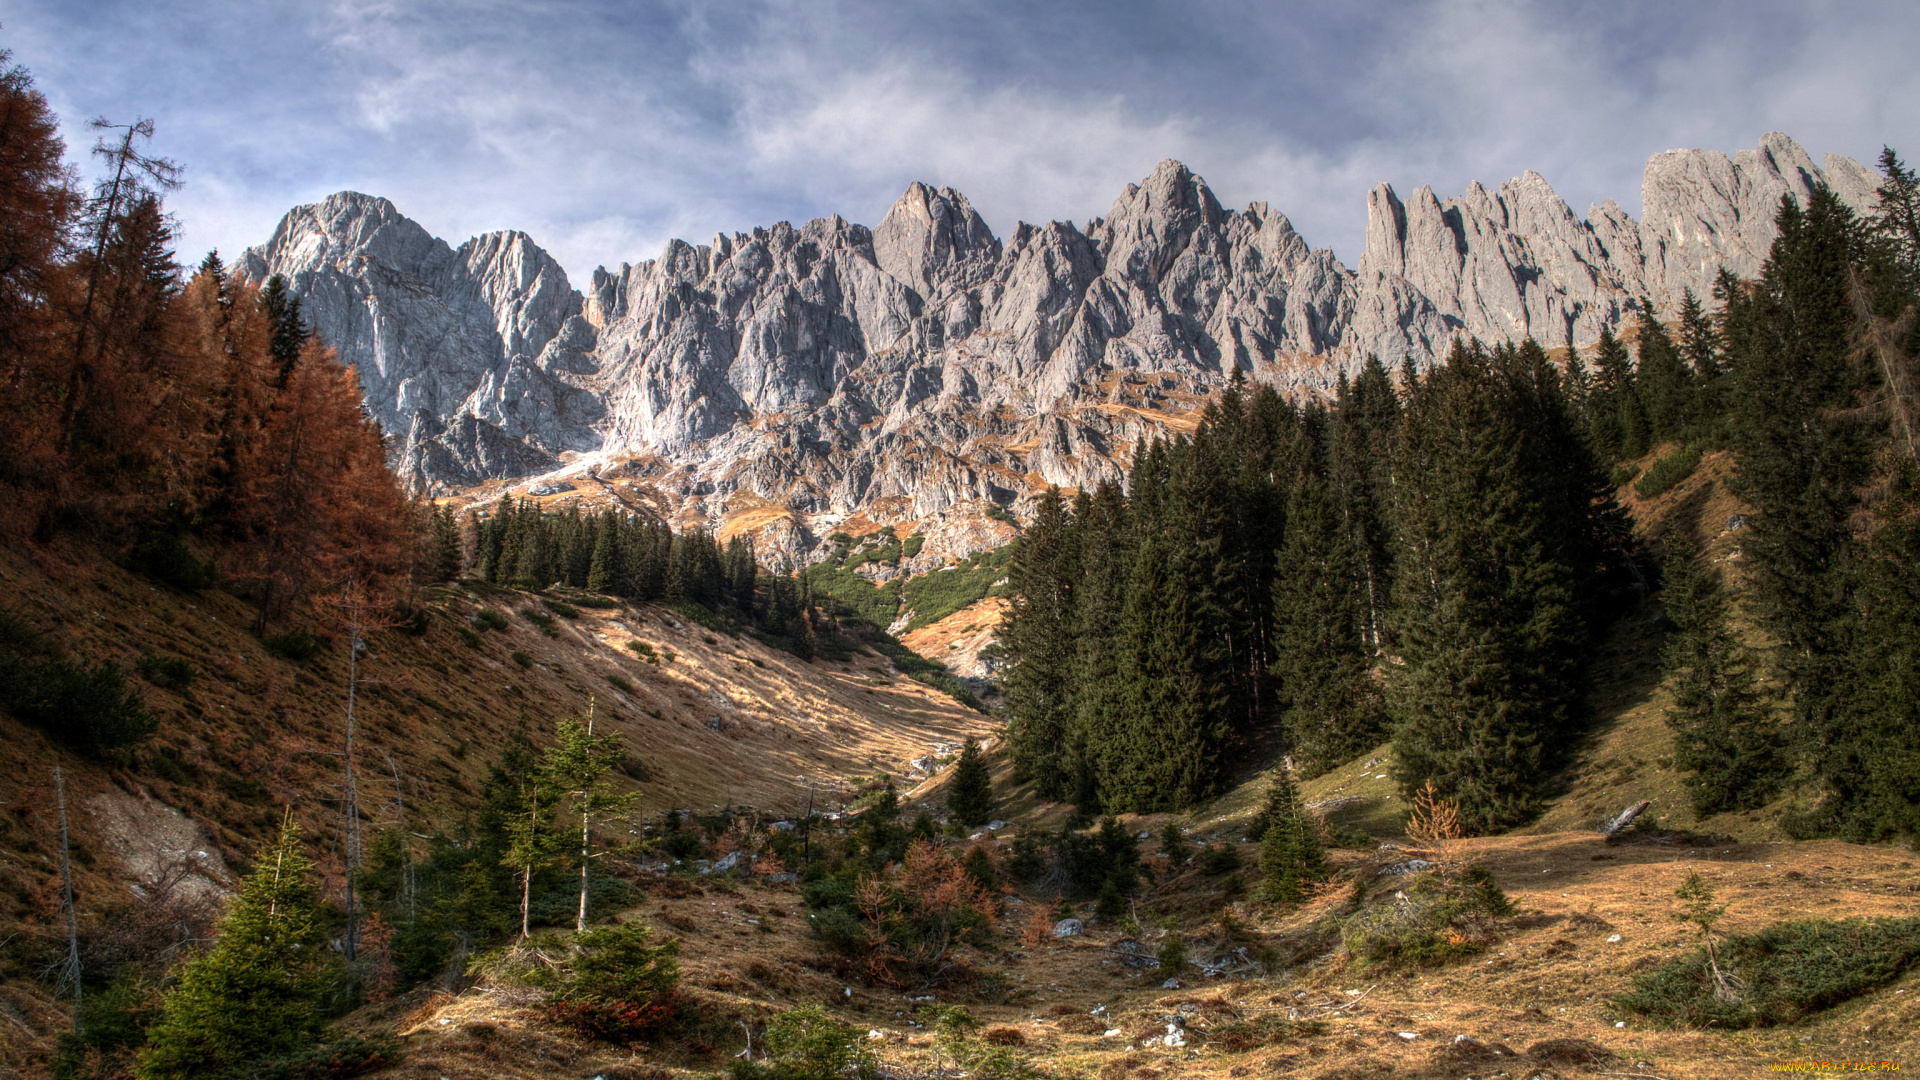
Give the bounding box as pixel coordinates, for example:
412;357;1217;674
1660;537;1783;815
1634;302;1696;444
1002;489;1080;798
1724;187;1873;783
947;739;993;826
1270;465;1384;774
138;816;334;1080
1587;326;1649;463
1387;341;1595;832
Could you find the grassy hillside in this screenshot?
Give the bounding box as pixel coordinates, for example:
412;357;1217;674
0;540;995;1074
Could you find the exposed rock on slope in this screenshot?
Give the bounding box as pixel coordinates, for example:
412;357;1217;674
246;134;1879;552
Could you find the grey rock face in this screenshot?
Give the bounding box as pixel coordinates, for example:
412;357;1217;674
238;192;603;492
250;134;1880;551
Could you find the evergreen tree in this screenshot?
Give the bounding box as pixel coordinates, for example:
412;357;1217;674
1660;537;1783;815
1254;768;1324;903
1001;489;1079;798
1069;481;1132;809
542;705;637;933
585;511;615;594
1387;341;1593;832
1102;531;1229;811
430;503;462;581
947;739;993;826
1271;465;1384;774
138;816;334;1079
1873;147;1920;275
1724;188;1873;778
1635;302;1696;443
1587;326;1649;462
259;274;307;384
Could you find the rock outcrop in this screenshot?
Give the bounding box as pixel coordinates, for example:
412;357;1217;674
239;192;603;491
245;133;1882;555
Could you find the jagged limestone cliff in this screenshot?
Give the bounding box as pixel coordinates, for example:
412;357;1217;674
242;133;1879;559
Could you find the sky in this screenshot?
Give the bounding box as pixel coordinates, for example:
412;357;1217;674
5;0;1918;285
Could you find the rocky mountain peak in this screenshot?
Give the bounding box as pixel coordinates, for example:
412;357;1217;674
872;181;1000;300
249;132;1885;563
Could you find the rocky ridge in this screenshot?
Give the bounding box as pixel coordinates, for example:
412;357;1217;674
241;133;1879;563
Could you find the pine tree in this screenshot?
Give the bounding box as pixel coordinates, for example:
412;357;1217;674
1387;342;1592;832
541;703;637;933
1660;537;1783;815
1587;326;1649;462
947;739;993;826
1255;768;1324;903
1724;188;1872;780
1635;302;1695;444
1001;488;1079;798
1271;466;1384;774
138;815;334;1079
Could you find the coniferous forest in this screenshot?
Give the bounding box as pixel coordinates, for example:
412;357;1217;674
1002;155;1920;841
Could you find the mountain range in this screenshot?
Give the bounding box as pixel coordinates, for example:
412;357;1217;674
239;132;1880;560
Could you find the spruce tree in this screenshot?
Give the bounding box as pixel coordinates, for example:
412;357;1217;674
1660;537;1783;815
1387;342;1592;832
1255;768;1324;903
947;739;993;826
259;274;307;384
1271;467;1384;774
1070;481;1132;809
1103;532;1229;811
1725;188;1872;780
138;816;334;1080
1587;326;1649;462
542;705;637;933
1634;303;1695;444
586;512;615;594
1001;489;1079;798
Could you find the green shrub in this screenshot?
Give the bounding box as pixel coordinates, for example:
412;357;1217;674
1339;865;1514;967
729;1003;875;1080
628;640;656;659
511;651;532;668
521;609;557;637
129;530;216;590
1198;843;1242;876
1635;444;1704;500
606;673;633;694
136;652;196;692
542;922;682;1042
571;595;619;609
1609;463;1641;489
902;535;925;559
1612;917;1920;1029
262;631;325;661
541;598;579;619
457;627;482;649
0;657;157;754
1157;933;1188;973
473;609;508;632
